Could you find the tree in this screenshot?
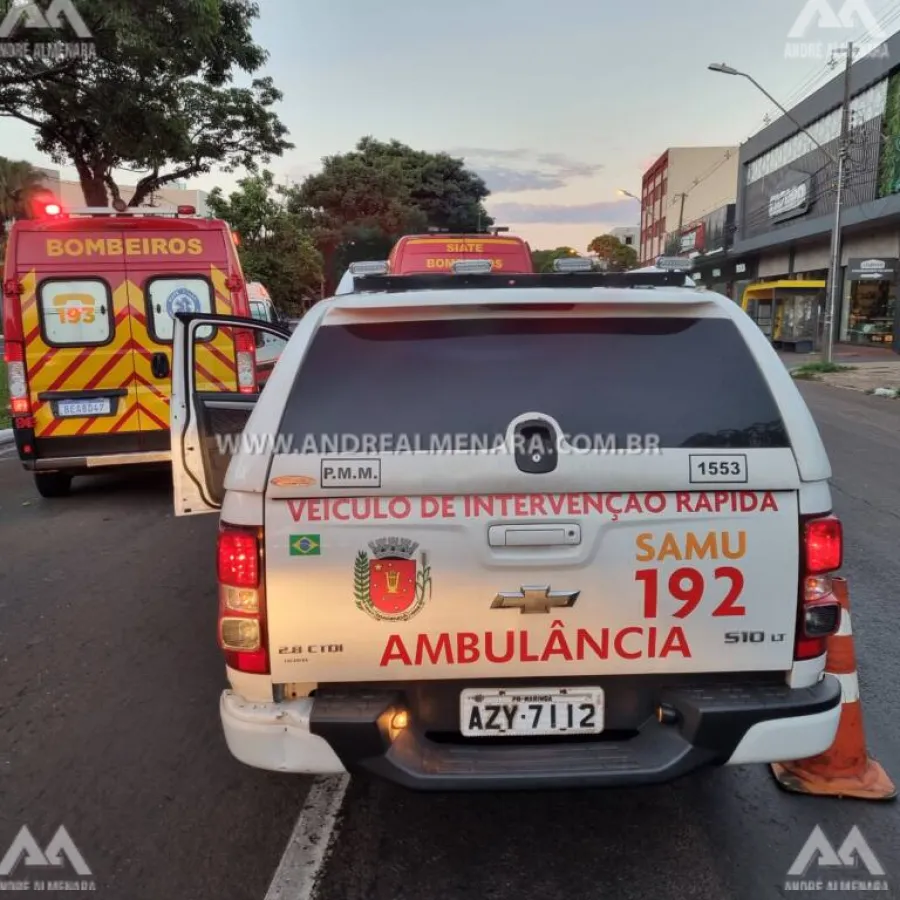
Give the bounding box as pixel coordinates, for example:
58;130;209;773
208;171;323;313
289;137;494;291
0;1;291;207
0;157;47;242
530;246;579;273
664;233;683;257
587;233;638;272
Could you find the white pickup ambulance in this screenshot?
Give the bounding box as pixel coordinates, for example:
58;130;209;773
169;259;844;791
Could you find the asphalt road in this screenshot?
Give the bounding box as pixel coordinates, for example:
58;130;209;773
0;382;898;900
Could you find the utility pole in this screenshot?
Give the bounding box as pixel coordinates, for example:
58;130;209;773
677;192;686;231
823;42;853;363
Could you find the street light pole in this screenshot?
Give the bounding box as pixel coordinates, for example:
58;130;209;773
707;64;837;165
823;43;853;364
708;57;853;361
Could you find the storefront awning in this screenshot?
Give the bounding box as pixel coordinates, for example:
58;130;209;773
742;279;826;295
740;279;825;311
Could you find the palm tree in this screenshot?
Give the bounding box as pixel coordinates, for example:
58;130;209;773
0;157;48;242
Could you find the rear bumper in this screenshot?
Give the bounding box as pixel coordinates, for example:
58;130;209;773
14;426;170;472
221;675;842;790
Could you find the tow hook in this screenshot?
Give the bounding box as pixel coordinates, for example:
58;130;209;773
657;703;680;725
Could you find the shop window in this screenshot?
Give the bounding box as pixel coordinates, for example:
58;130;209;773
845;280;896;345
746;79;887;184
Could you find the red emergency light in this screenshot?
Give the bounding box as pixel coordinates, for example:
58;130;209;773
29;191;64;218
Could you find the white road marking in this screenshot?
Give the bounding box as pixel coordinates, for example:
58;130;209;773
264;775;350;900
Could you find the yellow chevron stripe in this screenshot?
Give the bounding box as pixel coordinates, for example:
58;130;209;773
54;352;142;436
32;281;141;437
210;264;228;300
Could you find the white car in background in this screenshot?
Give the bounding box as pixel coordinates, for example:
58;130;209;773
246;282;286;373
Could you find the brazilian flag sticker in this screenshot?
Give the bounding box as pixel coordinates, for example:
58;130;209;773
290;534;321;556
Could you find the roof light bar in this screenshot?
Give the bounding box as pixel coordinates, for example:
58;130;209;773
655;256;694;271
451;259;494;275
55;206;198;217
349;260;389;276
553;257;594;273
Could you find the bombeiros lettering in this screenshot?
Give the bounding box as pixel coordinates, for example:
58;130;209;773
46;236;204;257
426;257;505;270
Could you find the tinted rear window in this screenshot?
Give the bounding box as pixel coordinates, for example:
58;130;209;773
278;318;789;448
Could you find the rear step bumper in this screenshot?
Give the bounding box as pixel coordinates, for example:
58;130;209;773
220;675;842;790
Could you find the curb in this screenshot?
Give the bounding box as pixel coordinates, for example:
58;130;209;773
0;428;13;446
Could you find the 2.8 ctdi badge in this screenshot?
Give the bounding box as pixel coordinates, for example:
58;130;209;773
354;537;432;621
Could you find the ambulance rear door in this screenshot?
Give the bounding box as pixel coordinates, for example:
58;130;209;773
14;226;143;446
122;223;240;440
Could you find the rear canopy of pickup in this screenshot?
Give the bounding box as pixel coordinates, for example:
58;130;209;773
260;288;808;685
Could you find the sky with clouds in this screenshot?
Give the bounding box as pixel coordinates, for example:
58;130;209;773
2;0;898;250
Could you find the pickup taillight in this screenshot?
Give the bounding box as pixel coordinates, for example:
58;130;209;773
217;523;269;674
795;514;843;660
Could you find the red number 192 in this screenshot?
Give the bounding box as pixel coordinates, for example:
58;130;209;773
635;567;745;619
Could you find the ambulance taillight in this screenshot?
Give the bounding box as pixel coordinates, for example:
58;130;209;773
234;329;257;394
4;340;31;417
217;523;269;674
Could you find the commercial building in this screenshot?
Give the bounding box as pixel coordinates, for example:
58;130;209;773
639;146;739;264
678;202;743;298
610;225;638;249
35;168;210;216
726;29;900;352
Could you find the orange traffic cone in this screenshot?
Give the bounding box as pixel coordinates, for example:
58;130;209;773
771;577;896;800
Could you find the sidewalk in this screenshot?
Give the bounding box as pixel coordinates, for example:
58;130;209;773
778;343;897;365
779;345;900;395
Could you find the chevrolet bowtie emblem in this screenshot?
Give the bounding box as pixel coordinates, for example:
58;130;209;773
491;586;580;614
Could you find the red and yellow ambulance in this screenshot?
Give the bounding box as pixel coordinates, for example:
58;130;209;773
2;199;258;497
388;231;534;274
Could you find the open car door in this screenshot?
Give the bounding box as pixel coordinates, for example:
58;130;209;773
171;312;290;516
